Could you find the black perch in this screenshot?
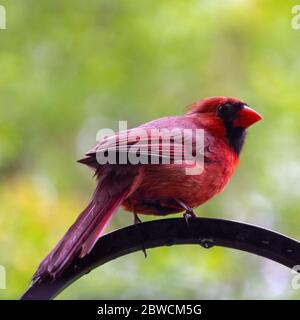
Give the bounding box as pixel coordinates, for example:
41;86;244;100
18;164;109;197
21;217;300;300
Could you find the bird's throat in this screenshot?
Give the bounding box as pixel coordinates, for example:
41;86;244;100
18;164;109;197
224;125;247;155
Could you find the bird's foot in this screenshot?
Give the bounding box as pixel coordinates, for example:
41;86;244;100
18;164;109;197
174;198;197;225
134;212;142;225
133;212;147;258
183;208;197;225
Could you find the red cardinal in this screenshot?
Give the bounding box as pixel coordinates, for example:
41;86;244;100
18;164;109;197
33;96;262;282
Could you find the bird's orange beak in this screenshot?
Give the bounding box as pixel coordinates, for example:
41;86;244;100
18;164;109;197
233;106;263;128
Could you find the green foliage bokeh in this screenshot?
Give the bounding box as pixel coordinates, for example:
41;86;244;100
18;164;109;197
0;0;300;299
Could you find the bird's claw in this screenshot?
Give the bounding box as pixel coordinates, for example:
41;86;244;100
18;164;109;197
133;212;147;258
174;198;197;224
141;247;147;258
134;212;142;225
183;209;197;225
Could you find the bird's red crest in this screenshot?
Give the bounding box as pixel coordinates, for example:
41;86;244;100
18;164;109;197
187;96;244;114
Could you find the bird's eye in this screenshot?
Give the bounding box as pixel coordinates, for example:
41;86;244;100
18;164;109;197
217;104;228;115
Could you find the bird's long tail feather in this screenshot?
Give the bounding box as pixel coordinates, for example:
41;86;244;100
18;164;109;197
32;178;130;283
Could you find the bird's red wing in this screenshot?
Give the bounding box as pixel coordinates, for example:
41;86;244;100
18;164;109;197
78;127;201;168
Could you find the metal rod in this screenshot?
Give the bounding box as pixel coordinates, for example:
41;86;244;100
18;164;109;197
20;217;300;300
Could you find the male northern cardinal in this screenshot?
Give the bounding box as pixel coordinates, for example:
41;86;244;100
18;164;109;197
33;96;262;282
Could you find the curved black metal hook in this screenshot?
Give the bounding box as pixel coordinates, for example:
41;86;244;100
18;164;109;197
20;217;300;300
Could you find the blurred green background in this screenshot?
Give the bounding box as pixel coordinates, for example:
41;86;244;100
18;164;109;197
1;0;300;299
